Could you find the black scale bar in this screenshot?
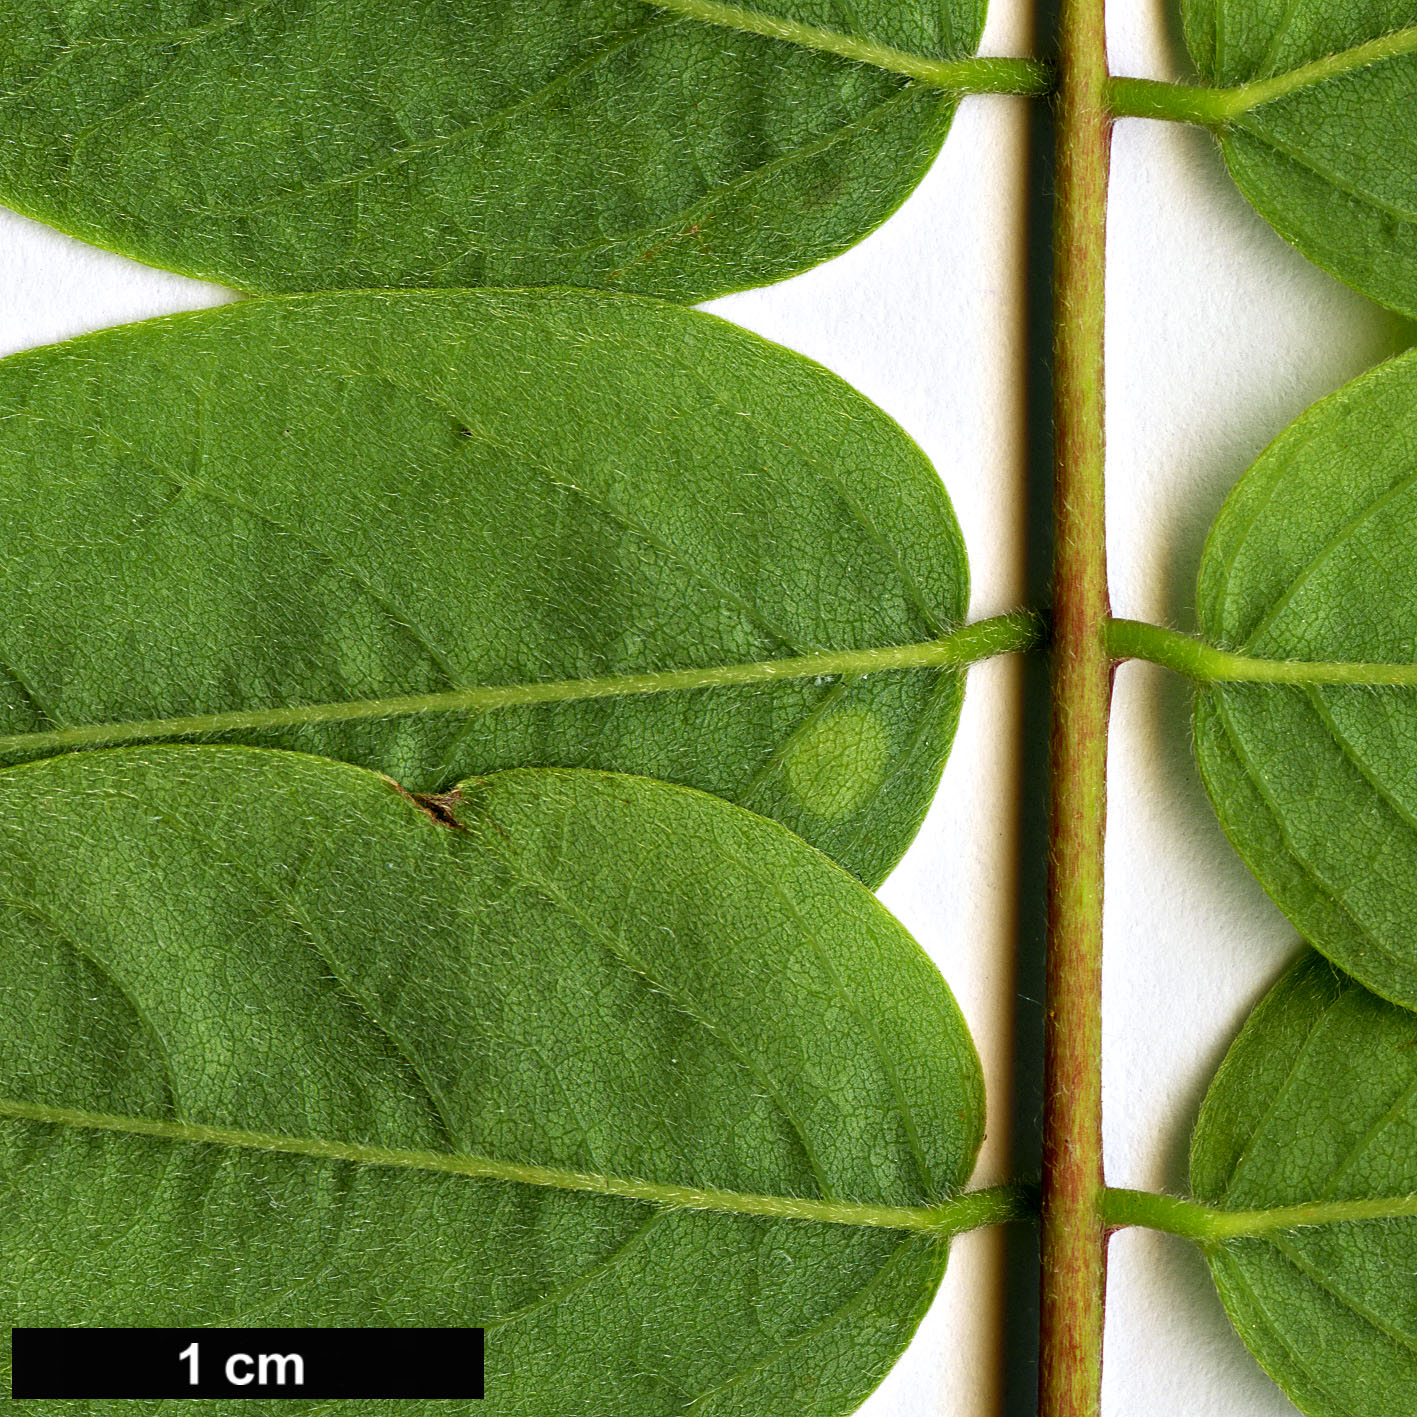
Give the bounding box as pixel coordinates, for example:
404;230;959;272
10;1328;484;1399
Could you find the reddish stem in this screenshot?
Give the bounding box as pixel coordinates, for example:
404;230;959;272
1039;0;1114;1413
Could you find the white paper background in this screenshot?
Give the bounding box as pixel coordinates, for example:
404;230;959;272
2;1;1410;1413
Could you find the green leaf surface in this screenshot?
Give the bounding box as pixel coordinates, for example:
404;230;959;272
1181;1;1417;315
0;0;984;299
0;747;985;1415
1194;348;1417;1008
0;288;972;887
1192;951;1417;1417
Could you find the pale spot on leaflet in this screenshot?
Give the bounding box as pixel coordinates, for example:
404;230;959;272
784;709;889;819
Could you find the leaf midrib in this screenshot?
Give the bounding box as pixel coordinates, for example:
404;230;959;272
10;0;1040;130
1107;620;1417;686
1228;22;1417;115
1114;23;1417;125
639;0;998;89
0;1095;953;1235
0;614;1036;763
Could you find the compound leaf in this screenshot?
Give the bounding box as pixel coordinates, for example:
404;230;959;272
0;0;985;299
1195;349;1417;1008
0;748;985;1414
1181;0;1417;316
0;289;971;887
1192;951;1417;1417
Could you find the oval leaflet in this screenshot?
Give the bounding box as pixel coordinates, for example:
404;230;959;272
0;748;985;1415
1192;952;1417;1417
0;288;973;886
1195;348;1417;1009
1181;0;1417;315
0;0;985;299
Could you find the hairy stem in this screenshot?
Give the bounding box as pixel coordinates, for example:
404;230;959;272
1104;1187;1417;1242
1106;77;1236;127
0;1095;1035;1238
1040;0;1113;1413
0;611;1041;761
642;0;1054;94
1108;618;1417;685
1108;22;1417;126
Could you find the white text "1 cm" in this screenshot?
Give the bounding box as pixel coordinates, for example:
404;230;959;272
178;1342;306;1387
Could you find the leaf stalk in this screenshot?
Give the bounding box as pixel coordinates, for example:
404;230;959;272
1106;78;1235;128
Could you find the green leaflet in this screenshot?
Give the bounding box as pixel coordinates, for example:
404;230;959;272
1180;0;1417;315
0;0;984;299
0;747;986;1414
0;289;975;887
1191;952;1417;1417
1194;349;1417;1009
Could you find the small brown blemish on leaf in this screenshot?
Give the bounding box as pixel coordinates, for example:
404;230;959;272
413;789;468;830
383;776;468;830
